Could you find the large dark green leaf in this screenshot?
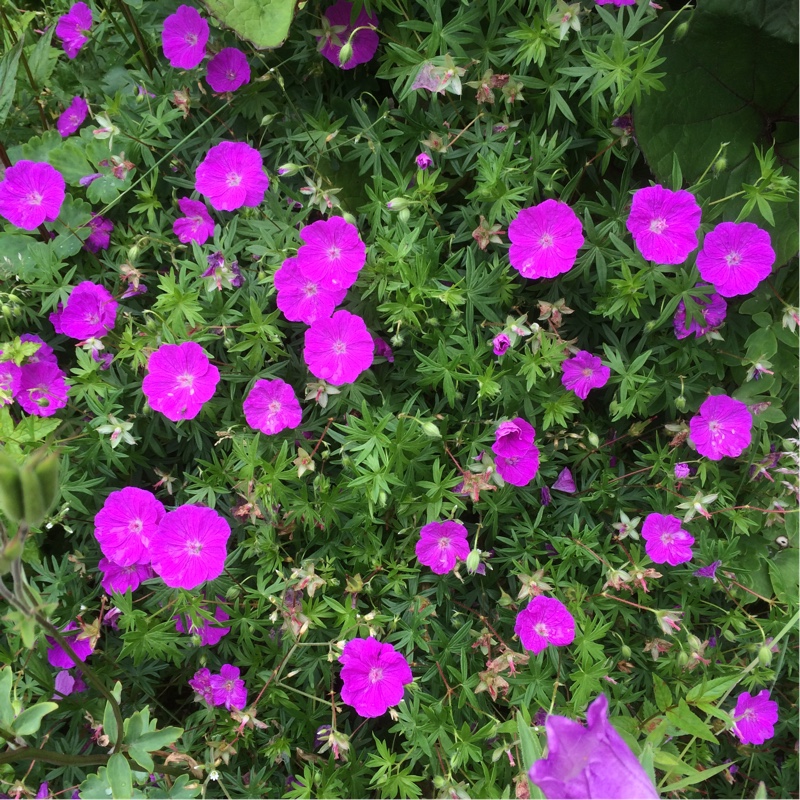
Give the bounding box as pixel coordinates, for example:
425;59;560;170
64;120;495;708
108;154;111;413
634;0;799;265
0;41;22;128
203;0;300;49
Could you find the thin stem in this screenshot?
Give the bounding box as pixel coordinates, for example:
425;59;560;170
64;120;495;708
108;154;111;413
114;0;155;76
0;747;188;776
631;2;693;52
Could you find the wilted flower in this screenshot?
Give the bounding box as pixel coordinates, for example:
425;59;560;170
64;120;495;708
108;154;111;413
693;560;722;582
472;216;505;249
412;55;466;95
612;511;641;540
654;608;682;635
551;467;577;493
547;0;582;40
492;333;511;356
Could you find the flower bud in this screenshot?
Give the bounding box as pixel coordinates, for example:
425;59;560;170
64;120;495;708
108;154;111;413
420;421;442;439
758;645;773;667
338;42;354;66
587;431;600;448
386;197;410;211
673;21;690;40
398;208;410;223
465;548;481;574
675;395;687;411
620;644;632;659
676;650;689;666
277;163;302;177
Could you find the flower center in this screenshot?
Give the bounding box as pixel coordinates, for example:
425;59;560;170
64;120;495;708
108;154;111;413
226;70;236;82
538;232;554;249
185;33;198;46
226;171;242;188
332;340;347;355
177;373;195;394
129;518;143;535
368;667;384;684
649;217;668;234
438;536;451;550
187;539;203;556
662;533;674;545
26;191;44;207
224;679;235;692
582;367;593;377
268;400;281;415
534;623;549;637
327;245;342;261
303;282;318;298
725;251;742;267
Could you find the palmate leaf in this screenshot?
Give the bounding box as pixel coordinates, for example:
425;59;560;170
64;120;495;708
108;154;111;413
202;0;300;49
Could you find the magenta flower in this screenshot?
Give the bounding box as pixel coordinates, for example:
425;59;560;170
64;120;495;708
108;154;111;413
492;333;510;356
174;604;231;646
51;281;117;340
696;221;775;297
98;557;154;594
674;462;690;479
210;664;248;710
673;284;727;339
189;668;214;704
53;670;87;698
626;185;701;264
0;360;21;405
529;694;659;799
296;216;366;291
20;334;57;367
552;467;577;493
339;637;412;718
142;341;220;422
508;199;584;280
274;257;346;324
415;520;470;575
496;448;540;487
515;595;575;654
56;2;92;59
689;394;752;461
161;5;209;69
243;378;303;435
15;362;69;417
304;309;374;385
206;48;251;92
173;198;215;244
57;96;89;137
94;487;165;566
732;690;778;746
195;141;269;212
150;504;231;590
84;214;113;253
693;560;721;581
416;153;433;170
561;350;610;399
371;334;394;362
317;0;379;70
492;417;535;459
0;161;65;230
46;621;95;669
642;513;694;566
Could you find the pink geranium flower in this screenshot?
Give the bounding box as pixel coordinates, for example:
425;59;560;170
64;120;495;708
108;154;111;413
0;360;21;405
696;222;775;297
210;664;248;710
296;216;367;291
84;214;113;253
243;378;303;435
415;520;470;574
495;447;540;486
150;504;231;590
20;334;57;367
551;467;577;493
206;48;251;93
173;198;215;244
508;199;584;280
56;2;92;59
195;141;269;212
492;417;535;459
0;161;65;230
317;0;379;70
53;670;87;698
626;185;701;264
274;257;346;324
51;281;117;340
689;394;752;461
339;637;412;717
673;284;727;339
642;513;694;566
515;596;575;655
57;96;89;137
189;668;214;704
561;350;610;399
98;557;154;594
142;341;220;422
94;487;165;566
15;361;69;417
492;333;510;356
304;309;374;385
174;603;231;646
161;5;209;70
46;621;95;668
732;690;778;746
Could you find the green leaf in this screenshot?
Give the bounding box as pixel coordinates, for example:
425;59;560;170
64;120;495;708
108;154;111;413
202;0;300;48
0;41;22;128
50;194;92;259
130;727;183;751
767;550;799;604
13;701;58;736
660;760;733;792
686;675;741;704
48;142;94;186
652;674;672;713
107;753;133;800
103;700;119;746
25;26;56;89
516;711;545;800
665;699;717;744
0;667;13;728
128;744;154;773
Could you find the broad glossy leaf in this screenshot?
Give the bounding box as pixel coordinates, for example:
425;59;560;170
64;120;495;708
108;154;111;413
202;0;299;49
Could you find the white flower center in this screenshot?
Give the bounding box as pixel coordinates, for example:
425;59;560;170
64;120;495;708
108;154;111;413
268;400;281;415
725;251;742;267
534;623;548;637
26;191;44;207
226;172;242;188
177;373;195;394
649;217;667;234
438;536;451;550
332;340;347;355
368;667;384;684
327;245;342;261
187;539;203;556
185;33;198;46
129;518;143;534
226;69;236;82
303;282;318;298
539;232;554;248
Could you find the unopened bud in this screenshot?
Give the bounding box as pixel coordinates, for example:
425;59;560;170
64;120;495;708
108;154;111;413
757;645;773;667
673;21;690;40
398;208;410;223
465;548;481;574
675;395;687;411
712;156;727;175
420;421;442;439
277;163;302;177
386;197;410;211
338;42;354;66
676;651;689;666
620;644;632;659
587;431;600;448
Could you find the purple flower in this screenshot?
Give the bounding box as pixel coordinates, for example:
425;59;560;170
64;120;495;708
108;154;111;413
46;621;95;669
0;161;65;230
696;221;775;297
274;257;346;325
561;350;610;400
150;504;231;590
56;2;92;59
674;462;690;479
243;378;303;435
15;361;69;417
210;664;248;710
508;199;584;279
57;96;89;137
339;637;412;718
626;185;701;264
416;153;433;170
94;487;165;566
642;513;694;566
495;448;540;487
142;341;220;422
53;669;87;698
515;595;575;654
541;486;552;506
693;560;721;581
84;214;113;253
80;173;103;187
51;281;117;340
317;0;379;70
161;5;209;69
173;197;215;244
528;694;659;799
296;216;366;291
492;333;510;356
732;690;778;746
551;467;577;493
673;285;728;339
689;394;752;461
195;141;269;212
492;417;535;458
189;667;214;704
202;252;243;291
371;334;394;362
0;360;21;406
206;48;251;93
415;520;470;575
174;603;231;646
304;309;374;385
98;557;154;594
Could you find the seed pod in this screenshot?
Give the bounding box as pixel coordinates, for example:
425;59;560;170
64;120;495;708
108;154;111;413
0;452;24;523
